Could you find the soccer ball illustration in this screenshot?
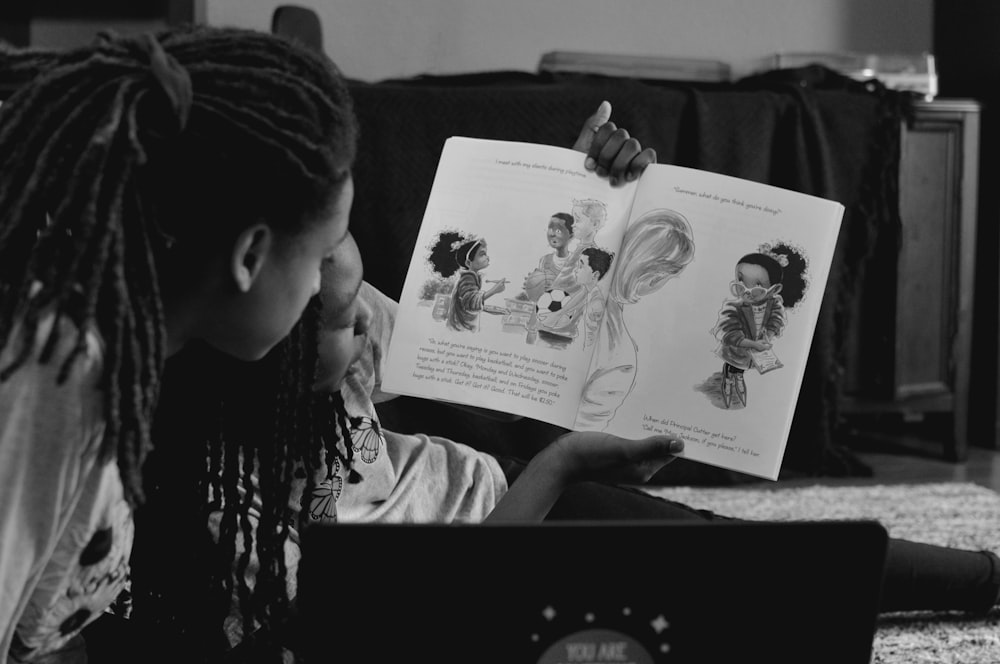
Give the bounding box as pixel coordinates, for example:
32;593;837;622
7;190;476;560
536;289;569;314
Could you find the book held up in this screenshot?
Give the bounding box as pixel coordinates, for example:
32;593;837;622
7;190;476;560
382;137;844;480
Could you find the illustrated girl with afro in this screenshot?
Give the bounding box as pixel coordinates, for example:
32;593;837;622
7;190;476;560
711;242;808;408
428;230;507;332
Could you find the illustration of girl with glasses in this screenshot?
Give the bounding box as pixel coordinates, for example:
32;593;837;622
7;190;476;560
711;242;808;408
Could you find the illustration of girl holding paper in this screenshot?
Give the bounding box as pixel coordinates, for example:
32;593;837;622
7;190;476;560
711;242;808;408
574;209;696;431
429;230;507;332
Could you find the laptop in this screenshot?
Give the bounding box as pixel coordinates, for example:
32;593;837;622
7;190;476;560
295;520;888;664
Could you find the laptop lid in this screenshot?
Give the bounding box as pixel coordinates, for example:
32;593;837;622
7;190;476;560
295;520;888;664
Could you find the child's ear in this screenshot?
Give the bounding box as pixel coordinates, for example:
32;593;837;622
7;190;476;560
231;222;273;292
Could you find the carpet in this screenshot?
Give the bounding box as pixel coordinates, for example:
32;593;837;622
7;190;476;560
640;482;1000;663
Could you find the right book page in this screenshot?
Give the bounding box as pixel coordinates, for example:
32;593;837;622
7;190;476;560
575;164;844;480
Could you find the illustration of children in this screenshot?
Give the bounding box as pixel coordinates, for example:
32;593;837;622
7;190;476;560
537;247;614;348
428;230;507;332
710;242;808;408
574;209;695;431
522;212;574;302
551;198;607;292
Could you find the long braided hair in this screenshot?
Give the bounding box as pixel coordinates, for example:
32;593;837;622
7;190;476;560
0;25;359;658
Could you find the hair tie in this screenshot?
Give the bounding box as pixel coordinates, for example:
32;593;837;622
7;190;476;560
135;33;192;136
758;242;789;268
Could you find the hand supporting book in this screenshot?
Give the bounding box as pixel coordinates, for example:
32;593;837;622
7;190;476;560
487;433;685;522
383;137;844;480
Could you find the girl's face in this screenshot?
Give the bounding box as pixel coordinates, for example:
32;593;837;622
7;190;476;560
205;177;356;361
468;245;490;271
546;217;571;250
315;232;371;391
732;262;778;304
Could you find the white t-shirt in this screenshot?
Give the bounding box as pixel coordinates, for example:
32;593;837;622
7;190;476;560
220;282;508;645
325;281;507;524
0;313;132;663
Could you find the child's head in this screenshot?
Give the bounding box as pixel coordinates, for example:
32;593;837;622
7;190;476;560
571;198;607;241
0;25;359;365
610;208;695;305
462;240;490;271
316;234;371;392
576;247;614;287
0;21;361;481
547;212;573;251
732;242;808;308
731;254;783;304
429;231;488;276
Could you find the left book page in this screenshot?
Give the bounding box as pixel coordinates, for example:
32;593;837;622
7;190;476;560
381;137;637;427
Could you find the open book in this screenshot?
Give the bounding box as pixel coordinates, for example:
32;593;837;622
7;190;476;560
382;137;844;480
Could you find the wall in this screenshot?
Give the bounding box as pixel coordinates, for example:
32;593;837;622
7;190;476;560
206;0;933;82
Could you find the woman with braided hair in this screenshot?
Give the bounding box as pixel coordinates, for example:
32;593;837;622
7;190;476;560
0;25;673;662
0;25;359;662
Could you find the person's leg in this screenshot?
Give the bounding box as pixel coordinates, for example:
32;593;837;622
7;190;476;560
732;366;746;406
721;363;733;408
881;539;1000;613
495;454;1000;614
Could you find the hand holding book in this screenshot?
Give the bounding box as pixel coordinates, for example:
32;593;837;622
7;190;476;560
572;100;657;185
486;433;685;522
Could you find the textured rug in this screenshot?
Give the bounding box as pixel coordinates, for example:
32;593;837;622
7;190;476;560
641;482;1000;663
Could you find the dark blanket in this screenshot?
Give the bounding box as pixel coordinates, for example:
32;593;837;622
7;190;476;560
347;68;912;482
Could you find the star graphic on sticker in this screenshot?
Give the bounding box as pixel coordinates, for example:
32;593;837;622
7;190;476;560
650;614;670;634
542;606;557;621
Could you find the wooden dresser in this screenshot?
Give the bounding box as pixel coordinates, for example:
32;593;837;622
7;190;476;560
841;98;982;461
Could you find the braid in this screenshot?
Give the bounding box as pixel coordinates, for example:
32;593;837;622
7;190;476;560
215;395;242;630
0;51;165;505
235;413;258;638
0;25;358;662
332;390;363;483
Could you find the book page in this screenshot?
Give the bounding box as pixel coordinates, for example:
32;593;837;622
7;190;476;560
577;164;843;479
382;137;637;427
